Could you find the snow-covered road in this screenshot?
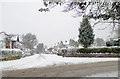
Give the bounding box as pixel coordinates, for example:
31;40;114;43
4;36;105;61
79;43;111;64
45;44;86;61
1;54;118;71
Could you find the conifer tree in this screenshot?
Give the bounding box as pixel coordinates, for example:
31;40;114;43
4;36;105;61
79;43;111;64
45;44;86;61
78;17;94;48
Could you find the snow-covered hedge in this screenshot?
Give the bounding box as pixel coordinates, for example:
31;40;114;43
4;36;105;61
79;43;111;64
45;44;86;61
57;47;120;57
0;49;23;60
76;48;120;53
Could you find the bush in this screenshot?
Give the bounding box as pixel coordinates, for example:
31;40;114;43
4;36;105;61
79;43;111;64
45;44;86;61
106;39;120;46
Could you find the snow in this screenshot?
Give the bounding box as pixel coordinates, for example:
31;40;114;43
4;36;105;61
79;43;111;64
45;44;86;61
1;49;22;52
1;54;118;71
0;62;2;79
87;71;118;77
89;46;120;49
0;49;24;55
11;36;18;41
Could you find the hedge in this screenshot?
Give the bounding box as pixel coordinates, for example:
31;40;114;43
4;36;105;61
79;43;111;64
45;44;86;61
57;47;120;57
0;56;21;61
76;48;120;53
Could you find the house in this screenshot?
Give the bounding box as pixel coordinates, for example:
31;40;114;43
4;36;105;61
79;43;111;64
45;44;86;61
53;41;69;49
0;32;19;49
52;41;72;54
0;32;25;59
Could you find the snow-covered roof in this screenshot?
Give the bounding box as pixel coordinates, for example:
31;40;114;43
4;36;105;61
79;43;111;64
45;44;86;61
0;32;18;41
0;32;7;40
73;38;79;42
11;36;18;41
63;41;69;45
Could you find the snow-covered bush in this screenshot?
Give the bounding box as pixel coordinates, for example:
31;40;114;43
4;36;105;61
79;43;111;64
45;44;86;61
106;39;120;46
0;49;23;61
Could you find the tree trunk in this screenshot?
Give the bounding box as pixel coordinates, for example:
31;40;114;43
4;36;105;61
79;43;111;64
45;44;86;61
84;45;88;48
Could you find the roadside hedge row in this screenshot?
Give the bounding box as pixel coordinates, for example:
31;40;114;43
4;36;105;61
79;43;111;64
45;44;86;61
69;53;119;57
76;48;120;53
0;56;21;61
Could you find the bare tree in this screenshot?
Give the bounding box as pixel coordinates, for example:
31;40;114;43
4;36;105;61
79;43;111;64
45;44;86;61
118;25;120;38
21;33;38;50
36;43;44;54
69;39;79;47
114;24;120;39
95;38;105;46
39;1;120;28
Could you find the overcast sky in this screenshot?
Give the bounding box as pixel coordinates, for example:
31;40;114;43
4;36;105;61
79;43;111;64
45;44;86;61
0;0;114;47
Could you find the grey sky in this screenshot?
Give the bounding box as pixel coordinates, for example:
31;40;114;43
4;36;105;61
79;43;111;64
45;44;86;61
0;0;114;47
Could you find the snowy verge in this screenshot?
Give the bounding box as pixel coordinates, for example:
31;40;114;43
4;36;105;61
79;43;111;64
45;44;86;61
87;71;118;77
0;62;2;79
1;54;118;71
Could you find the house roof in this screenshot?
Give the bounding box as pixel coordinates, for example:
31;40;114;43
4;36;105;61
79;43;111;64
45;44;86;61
0;32;7;40
11;36;18;41
0;32;18;41
63;41;69;45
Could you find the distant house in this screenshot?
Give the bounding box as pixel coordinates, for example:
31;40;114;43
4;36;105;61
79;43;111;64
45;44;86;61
54;41;70;49
52;41;72;53
0;32;19;49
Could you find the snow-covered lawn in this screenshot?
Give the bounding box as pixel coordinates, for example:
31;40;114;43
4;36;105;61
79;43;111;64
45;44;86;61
1;54;118;71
